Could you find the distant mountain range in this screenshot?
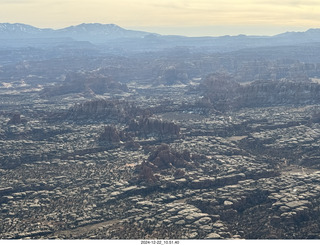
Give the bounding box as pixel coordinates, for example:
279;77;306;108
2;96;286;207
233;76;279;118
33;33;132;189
1;23;320;52
0;23;151;41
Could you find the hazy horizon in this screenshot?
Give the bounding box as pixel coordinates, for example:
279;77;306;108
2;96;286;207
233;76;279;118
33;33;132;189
0;22;312;38
1;0;319;37
117;25;310;37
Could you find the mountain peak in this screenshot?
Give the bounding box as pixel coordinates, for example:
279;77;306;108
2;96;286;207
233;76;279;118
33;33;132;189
0;22;150;43
0;23;42;33
54;23;148;42
275;28;320;36
63;23;123;30
306;28;320;33
58;23;126;35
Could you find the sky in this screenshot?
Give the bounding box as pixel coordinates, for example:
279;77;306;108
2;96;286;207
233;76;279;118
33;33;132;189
1;0;320;36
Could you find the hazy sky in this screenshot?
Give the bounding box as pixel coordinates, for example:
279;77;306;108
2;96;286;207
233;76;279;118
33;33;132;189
1;0;320;36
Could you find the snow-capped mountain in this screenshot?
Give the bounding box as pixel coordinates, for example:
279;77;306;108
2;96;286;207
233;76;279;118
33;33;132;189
0;23;53;37
1;23;320;52
58;23;147;37
0;23;152;43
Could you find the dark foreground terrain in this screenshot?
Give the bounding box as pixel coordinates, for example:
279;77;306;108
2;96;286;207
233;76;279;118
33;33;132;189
1;24;320;239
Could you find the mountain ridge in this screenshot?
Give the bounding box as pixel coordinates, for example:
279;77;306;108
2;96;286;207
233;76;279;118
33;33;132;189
0;23;151;41
1;23;320;52
2;22;320;39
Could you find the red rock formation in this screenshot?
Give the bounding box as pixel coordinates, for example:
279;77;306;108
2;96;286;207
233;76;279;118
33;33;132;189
199;74;320;110
68;99;147;122
41;72;128;97
136;161;159;185
99;125;121;143
128;117;180;139
148;144;193;169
